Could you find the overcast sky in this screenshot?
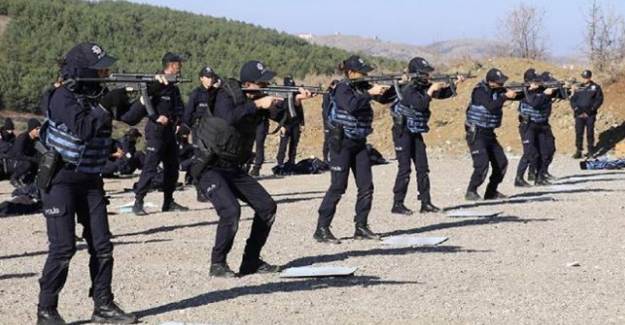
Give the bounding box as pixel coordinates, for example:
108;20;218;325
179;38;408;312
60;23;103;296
128;0;625;56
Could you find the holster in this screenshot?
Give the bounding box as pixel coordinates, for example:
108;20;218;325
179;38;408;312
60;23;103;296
189;152;215;180
36;150;62;192
328;123;344;152
466;124;478;145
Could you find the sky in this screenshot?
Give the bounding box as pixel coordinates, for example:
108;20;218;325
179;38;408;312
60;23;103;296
127;0;625;56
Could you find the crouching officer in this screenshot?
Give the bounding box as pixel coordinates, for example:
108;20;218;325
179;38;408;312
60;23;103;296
190;60;313;277
36;42;139;324
465;68;519;201
6;118;41;188
390;57;461;215
314;55;393;244
133;52;188;215
570;70;603;159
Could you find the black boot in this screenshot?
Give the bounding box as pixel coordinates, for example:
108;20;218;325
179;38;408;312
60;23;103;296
132;197;147;216
391;201;413;215
420;202;441;213
464;190;481;201
484;188;507;200
572;150;582;159
249;165;261;177
534;175;551;186
354;224;380;240
37;307;66;325
514;177;531;187
162;200;189;212
239;258;281;276
209;263;236;278
313;226;341;244
91;301;137;324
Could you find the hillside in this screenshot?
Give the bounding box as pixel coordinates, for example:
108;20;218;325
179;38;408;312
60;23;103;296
271;57;625;160
301;34;502;65
0;0;402;112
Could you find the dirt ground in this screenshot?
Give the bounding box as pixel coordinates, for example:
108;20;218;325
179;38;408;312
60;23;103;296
1;154;625;325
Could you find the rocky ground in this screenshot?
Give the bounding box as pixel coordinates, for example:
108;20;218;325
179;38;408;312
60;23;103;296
1;153;625;324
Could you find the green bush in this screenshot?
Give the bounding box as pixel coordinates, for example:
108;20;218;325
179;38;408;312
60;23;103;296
0;0;402;112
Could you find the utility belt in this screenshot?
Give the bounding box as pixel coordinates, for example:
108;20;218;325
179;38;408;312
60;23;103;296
465;123;496;144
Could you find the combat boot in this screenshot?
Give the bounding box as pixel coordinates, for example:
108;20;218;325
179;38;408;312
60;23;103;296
354;224;380;240
37;307;66;325
132;197;147;216
91;301;137;324
420;202;441;213
313;226;341;244
391;201;413;215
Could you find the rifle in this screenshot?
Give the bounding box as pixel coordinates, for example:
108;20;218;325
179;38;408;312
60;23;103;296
241;85;326;122
73;73;191;118
348;72;475;96
504;80;570;99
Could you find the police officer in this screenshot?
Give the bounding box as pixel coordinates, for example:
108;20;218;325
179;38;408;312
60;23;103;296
133;52;188;215
465;68;519;201
514;69;559;187
102;128;144;177
570;70;603;159
6;118;41;188
275;75;305;167
538;71;560;179
0;118;16;154
321;80;338;162
193;60;313;277
183;66;220;129
390;57;460;215
314;55;392;243
37;42;138;324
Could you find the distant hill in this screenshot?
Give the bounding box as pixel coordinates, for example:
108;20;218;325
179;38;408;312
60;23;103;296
0;0;402;112
300;34;503;64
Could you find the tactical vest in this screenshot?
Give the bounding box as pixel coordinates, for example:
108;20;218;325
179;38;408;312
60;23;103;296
327;85;373;140
193;79;256;165
391;100;430;133
466;104;502;129
43;95;112;174
518;101;549;124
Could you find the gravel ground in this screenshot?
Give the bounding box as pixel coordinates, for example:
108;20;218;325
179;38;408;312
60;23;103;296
1;154;624;325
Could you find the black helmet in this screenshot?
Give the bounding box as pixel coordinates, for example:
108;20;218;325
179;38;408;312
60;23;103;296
408;57;435;74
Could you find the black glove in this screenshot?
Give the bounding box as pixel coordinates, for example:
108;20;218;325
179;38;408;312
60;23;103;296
99;88;131;120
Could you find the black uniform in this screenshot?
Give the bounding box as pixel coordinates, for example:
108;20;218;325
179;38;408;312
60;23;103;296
183;85;218;129
7;131;40;185
570;81;603;154
0;127;15;155
102;135;144;177
465;82;518;199
35;42;138;325
316;80;393;234
276;102;304;165
321;92;332;162
391;83;453;206
177;133;194;184
195;81;280;273
134;80;184;206
252;116;269;172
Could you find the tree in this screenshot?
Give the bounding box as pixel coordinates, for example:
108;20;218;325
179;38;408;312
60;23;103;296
498;4;548;60
584;0;625;72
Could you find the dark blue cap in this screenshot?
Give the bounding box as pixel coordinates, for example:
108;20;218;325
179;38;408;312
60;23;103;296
486;68;508;84
162;52;185;66
342;55;374;74
64;42;117;70
240;60;276;83
408;57;435;74
283;75;295;87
